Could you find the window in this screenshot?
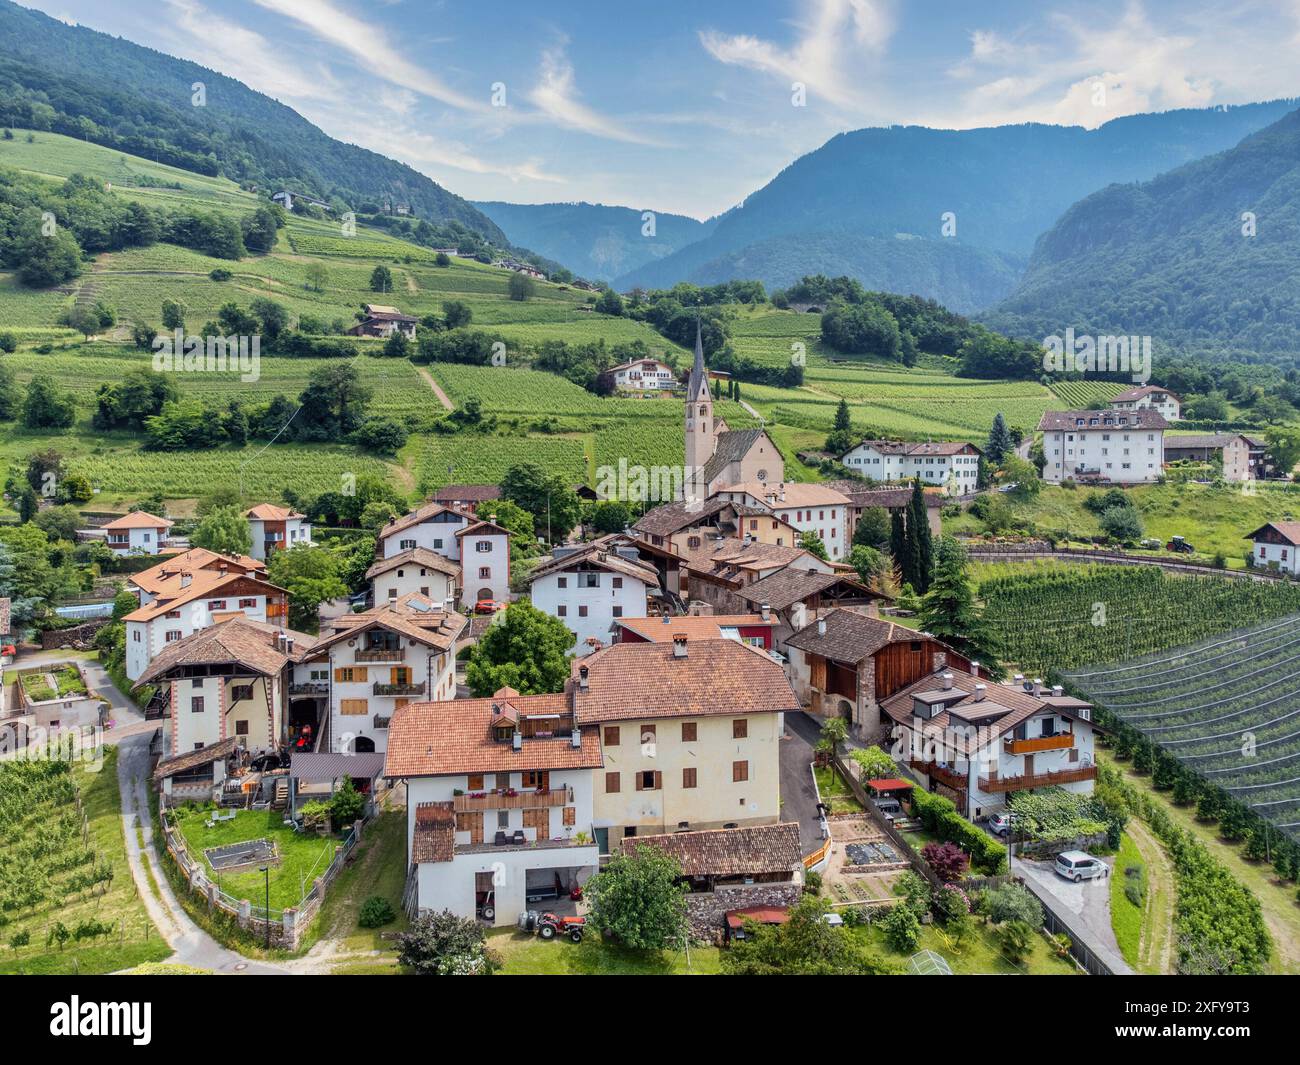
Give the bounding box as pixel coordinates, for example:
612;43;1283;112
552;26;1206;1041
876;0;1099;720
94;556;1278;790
557;605;567;617
563;806;576;826
132;629;141;642
433;539;444;549
637;770;660;791
558;576;568;588
231;684;253;702
497;811;509;828
335;667;368;683
612;577;623;589
400;539;416;550
165;630;182;643
478;567;491;579
475;541;492;553
340;699;368;716
578;605;588;618
579;572;600;588
604;726;620;746
612;606;623;618
235;720;249;736
605;772;621;793
683;767;697;789
733;719;748;739
732;760;749;782
208;600;227;611
467;774;484;790
522;770;549;789
681;722;697;742
190;696;204;713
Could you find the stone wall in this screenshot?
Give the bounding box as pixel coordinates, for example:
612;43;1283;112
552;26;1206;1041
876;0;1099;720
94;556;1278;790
41;619;110;650
685;882;803;942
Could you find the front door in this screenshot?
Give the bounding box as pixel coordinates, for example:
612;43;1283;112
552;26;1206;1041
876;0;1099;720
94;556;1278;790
522;807;550;841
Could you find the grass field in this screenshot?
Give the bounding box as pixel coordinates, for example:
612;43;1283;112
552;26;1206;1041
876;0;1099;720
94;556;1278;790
850;918;1079;975
0;748;170;976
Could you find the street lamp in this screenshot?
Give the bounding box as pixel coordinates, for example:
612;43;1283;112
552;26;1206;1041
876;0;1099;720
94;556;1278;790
259;865;270;950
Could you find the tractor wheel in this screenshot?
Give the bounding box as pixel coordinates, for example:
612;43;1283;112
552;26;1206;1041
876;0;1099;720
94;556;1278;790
482;905;495;920
539;924;555;940
569;929;584;943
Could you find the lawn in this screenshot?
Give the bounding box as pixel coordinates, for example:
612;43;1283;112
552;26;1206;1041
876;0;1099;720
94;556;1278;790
814;763;865;814
0;748;170;975
311;810;409;960
170;806;344;912
852;918;1079;975
1109;832;1145;969
490;929;721;975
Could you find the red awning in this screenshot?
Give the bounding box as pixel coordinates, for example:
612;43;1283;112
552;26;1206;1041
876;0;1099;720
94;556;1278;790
725;906;790;929
866;778;915;793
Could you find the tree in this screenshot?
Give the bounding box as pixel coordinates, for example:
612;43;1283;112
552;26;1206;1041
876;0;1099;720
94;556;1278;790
369;264;393;292
353;416;408;455
161;298;186;331
723;895;896;975
849;745;897;780
329;776;367;824
64;305;100;340
1099;504;1144;544
905;480;933;592
93;368;179;430
266;544;348;631
22;374;76;430
295;362;372;441
304;263;329;293
594;289;624;316
821;300;901;359
465;601;573;695
397;910;499;975
853;505;890;548
916;537;1001;669
0;363;20;421
799;530;829;561
848;544;885;585
1188;392;1229;421
1266;429;1300;480
921;841;970;881
589;500;634;535
826;397;854;454
383;331;410;358
32;505;81;543
820;716;849;758
191;506;253;556
584;845;688;951
986;412;1014;464
889;507;908;572
58;471;93;504
879;904;921;951
442;300;472;329
249;297;289;343
500;463;581;541
507;272;535;301
434;252;452;268
13;220;82;288
980;882;1043;926
1001;454;1042;499
478;499;541;558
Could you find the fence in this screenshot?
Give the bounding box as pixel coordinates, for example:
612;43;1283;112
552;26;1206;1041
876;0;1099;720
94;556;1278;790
1018;877;1119;976
158;807;365;950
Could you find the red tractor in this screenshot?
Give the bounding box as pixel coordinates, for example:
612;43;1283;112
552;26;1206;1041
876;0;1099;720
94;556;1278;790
518;910;585;942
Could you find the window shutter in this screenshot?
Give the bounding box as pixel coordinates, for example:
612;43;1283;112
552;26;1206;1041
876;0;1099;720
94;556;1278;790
654;771;662;790
391;666;400;684
635;773;643;791
333;667;345;682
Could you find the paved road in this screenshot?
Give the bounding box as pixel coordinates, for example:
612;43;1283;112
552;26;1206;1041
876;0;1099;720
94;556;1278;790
780;711;827;855
1013;853;1133;975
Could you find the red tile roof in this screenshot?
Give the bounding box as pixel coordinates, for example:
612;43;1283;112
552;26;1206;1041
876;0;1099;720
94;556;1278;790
104;511;172;531
621;822;803;876
411;802;456;863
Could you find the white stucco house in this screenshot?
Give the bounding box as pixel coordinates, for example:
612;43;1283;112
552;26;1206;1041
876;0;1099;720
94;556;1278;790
609;357;677;392
244;503;312;561
103;511;174;556
376;501;472;562
385;687;603;927
1037;409;1167;485
526;538;659;656
710;481;852;560
836;440;981;495
1246;521;1300;575
365;548;461;607
1109;385;1181;422
456;519;511;607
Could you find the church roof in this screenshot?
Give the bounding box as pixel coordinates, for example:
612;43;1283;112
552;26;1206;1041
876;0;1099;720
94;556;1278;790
702;428;770;488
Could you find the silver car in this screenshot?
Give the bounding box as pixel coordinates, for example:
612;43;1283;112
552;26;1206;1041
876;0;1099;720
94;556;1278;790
1055;850;1108;882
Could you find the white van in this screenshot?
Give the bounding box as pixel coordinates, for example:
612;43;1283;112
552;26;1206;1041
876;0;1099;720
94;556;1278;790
1055;850;1108;882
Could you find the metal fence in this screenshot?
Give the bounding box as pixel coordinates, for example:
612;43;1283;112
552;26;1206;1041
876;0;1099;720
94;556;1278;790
1018;877;1118;976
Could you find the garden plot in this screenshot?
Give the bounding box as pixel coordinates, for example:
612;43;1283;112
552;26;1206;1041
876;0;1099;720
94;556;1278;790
823;815;910;909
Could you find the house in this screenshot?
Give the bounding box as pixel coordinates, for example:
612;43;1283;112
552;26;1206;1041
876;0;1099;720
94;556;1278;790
581;637;800;849
1245;522;1300;575
1109;385;1181;422
152;736;241;802
1164;433;1271;481
137;617;317;766
455;520;512;607
681;539;864;624
306;593;466;754
429;484;502;511
346;304;419;339
837;440;982;495
526;538;659;656
1037;409;1167;484
882;667;1098;820
730;568;886;648
385;687;603;926
633;497;801;557
620;822;804;940
782;609;972;737
613;612;776;651
376;501;472;561
103;511;174;556
608;357;678;392
684;324;783;498
244;503;312;560
271;190;293;210
365;548;460;607
123;554;288;682
711;481;853;560
824;481;944;538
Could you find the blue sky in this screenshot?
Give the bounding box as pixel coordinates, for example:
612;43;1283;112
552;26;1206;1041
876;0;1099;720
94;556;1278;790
25;0;1300;218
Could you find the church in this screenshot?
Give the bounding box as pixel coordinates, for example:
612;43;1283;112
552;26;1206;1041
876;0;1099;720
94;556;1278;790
684;323;784;501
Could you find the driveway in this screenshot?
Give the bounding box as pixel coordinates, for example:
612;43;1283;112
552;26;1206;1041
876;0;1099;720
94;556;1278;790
1013;853;1133;974
780;711;827;856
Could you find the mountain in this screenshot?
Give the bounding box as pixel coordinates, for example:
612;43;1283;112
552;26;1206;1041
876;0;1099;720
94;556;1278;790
0;0;506;243
614;102;1300;309
473;201;717;282
982;106;1300;359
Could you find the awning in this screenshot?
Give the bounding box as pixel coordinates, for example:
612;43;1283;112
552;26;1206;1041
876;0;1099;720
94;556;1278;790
725;906;790;930
866;778;914;793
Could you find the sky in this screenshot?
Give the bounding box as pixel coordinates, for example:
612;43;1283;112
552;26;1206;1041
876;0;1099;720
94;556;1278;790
24;0;1300;218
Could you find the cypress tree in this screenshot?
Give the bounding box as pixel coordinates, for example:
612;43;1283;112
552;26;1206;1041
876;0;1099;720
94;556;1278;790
889;507;908;575
986;412;1013;464
907;479;934;592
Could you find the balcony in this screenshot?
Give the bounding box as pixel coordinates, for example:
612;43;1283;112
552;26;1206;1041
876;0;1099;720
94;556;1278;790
374;716;391;730
373;681;425;697
978;764;1098;794
454;787;573;813
288;682;329;696
910;760;967;792
1005;733;1075;755
356;647;403;662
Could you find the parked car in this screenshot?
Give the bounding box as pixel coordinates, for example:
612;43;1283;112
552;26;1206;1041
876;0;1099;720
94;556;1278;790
988;811;1015;837
872;797;902;821
1055;850;1109;882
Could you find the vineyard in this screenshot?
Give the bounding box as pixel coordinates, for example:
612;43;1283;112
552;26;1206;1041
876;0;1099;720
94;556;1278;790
1070;617;1300;845
977;561;1300;674
1049;380;1128;408
0;751;167;975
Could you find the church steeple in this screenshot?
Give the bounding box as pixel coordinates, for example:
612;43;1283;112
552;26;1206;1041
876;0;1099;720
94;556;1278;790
684;318;716;501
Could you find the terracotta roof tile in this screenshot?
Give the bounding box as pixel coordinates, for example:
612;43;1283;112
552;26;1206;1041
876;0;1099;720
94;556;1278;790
785;608;937;662
103;510;173;531
244;503;305;520
621;822;803;876
614;614;770;642
736;570;882;611
137;617;316;685
364;547;460;581
412;802;456;863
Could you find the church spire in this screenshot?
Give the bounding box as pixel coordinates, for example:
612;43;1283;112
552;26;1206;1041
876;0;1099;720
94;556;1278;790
687;317;707;400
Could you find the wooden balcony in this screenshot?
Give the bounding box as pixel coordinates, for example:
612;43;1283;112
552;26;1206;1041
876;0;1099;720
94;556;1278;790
356;648;403;662
373;682;425;697
1005;733;1075;755
454;787;573;813
978;764;1098;794
288;682;329;696
909;760;967;792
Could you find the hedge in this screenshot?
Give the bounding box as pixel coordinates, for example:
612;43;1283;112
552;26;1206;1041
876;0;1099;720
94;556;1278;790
909;786;1007;875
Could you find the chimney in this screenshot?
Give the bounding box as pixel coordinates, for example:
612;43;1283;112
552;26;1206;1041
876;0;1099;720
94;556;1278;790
942;672;953;690
180;572;192;589
571;728;582;749
1013;673;1025;687
970;661;980;676
578;665;589;690
672;634;688;658
1052;684;1064;698
512;732;522;751
974;684;987;702
285;637;294;655
760;603;770;622
816;617;827;637
1032;678;1043;698
661;615;671;624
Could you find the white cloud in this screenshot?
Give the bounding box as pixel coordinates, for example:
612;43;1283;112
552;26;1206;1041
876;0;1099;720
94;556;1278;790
526;42;664;146
334;119;566;186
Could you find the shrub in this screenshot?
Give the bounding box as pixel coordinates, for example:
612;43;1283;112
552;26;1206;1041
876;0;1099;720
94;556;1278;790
980;882;1043;927
802;870;822;895
995;918;1035;963
921;841;970;881
359;896;396;928
879;904;921;951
